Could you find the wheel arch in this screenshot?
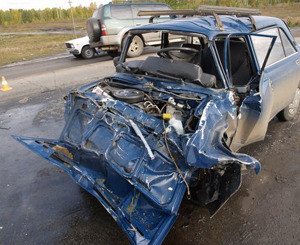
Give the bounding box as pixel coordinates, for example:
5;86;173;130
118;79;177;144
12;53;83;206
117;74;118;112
119;32;145;52
81;44;93;53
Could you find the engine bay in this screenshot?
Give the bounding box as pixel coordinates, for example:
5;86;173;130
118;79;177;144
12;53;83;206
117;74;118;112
91;78;202;135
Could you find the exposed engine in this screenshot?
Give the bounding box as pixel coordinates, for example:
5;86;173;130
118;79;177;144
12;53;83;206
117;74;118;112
92;81;200;135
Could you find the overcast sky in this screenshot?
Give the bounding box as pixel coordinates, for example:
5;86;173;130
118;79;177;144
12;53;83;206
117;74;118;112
0;0;111;10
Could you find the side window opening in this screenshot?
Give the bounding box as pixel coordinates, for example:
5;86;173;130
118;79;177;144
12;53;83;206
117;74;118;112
251;27;295;68
216;37;255;88
279;29;297;57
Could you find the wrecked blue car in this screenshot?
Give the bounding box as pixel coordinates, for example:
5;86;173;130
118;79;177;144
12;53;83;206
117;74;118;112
15;6;300;245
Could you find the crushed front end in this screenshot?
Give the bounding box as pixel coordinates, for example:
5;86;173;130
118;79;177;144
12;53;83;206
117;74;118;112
14;73;260;244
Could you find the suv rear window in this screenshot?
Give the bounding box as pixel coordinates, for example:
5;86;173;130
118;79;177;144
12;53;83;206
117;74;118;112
110;5;132;19
132;4;171;18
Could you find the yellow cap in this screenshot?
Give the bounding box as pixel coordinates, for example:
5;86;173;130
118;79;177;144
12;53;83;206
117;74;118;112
163;113;172;120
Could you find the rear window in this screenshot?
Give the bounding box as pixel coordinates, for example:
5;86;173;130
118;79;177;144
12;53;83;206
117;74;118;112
111;5;132;19
132;4;171;18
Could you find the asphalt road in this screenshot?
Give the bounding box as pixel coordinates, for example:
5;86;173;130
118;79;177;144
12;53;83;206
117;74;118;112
0;53;111;81
0;36;299;244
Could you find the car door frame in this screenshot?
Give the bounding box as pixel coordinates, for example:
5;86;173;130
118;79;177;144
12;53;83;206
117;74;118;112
251;26;300;118
221;32;277;150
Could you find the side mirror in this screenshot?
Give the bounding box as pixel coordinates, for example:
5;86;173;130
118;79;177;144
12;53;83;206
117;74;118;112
113;56;120;67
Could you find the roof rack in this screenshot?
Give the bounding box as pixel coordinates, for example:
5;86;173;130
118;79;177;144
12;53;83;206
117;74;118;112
138;5;261;30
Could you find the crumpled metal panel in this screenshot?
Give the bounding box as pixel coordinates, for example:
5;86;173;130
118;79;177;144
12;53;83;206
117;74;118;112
185;91;261;173
14;74;264;245
230;77;274;151
13;136;179;245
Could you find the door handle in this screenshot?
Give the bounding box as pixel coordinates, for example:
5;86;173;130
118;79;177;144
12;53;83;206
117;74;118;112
135;23;141;26
296;59;300;66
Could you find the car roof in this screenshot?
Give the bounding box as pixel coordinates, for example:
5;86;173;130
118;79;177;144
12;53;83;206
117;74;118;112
130;15;291;40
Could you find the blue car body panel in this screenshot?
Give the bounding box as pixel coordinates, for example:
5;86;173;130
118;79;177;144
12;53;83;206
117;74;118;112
131;15;294;41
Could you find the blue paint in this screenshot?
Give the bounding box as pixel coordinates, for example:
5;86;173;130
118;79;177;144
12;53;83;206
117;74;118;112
131;15;290;40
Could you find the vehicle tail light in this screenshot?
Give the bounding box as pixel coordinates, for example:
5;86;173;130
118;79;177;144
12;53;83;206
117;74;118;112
101;24;107;36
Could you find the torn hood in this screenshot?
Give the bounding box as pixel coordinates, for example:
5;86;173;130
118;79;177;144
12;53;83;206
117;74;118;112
14;73;261;244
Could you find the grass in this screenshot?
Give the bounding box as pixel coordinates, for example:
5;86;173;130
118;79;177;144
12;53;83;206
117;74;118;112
0;34;74;66
0;19;87;33
260;3;300;27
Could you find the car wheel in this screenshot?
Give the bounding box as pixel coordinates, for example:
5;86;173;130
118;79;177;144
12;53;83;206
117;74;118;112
127;35;143;58
107;50;120;58
81;46;95;59
277;87;300;121
73;54;81;58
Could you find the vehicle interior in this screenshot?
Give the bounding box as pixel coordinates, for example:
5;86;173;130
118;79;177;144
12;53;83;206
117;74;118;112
116;31;260;97
215;36;259;98
116;31;224;89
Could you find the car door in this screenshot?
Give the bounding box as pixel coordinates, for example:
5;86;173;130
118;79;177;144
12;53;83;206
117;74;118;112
251;27;300;118
222;33;277;151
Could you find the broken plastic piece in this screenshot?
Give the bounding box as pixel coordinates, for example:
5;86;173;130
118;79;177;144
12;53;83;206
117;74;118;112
129;119;155;160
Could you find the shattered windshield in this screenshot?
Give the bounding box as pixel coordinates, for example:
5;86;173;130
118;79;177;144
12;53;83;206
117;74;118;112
118;31;224;89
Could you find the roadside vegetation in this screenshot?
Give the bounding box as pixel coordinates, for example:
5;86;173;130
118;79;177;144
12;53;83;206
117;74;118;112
0;19;86;33
0;3;97;26
261;3;300;26
0;1;299;27
0;34;74;66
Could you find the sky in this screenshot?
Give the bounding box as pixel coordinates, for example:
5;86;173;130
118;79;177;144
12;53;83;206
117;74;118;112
0;0;111;10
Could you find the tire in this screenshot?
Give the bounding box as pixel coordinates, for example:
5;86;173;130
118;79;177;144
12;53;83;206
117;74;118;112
87;18;101;42
277;87;300;121
127;35;144;58
73;54;81;58
81;46;95;59
107;50;120;58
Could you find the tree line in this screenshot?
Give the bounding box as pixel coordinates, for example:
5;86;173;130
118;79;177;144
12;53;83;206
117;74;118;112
0;3;97;26
1;0;299;26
